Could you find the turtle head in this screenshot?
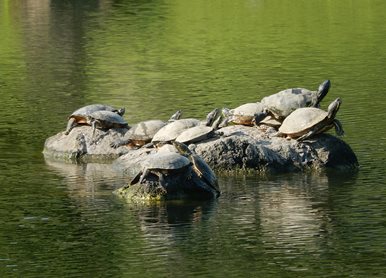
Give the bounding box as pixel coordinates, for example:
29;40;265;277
221;107;231;117
315;80;331;106
172;141;192;156
117;108;125;116
169;110;183;121
205;108;220;126
252;108;269;126
327;97;342;119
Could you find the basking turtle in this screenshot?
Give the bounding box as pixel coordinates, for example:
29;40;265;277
225;102;267;126
110;110;182;148
173;141;220;197
86;110;129;141
151;118;201;145
277;97;344;141
129;151;192;192
261;80;331;121
175;109;222;144
65;104;125;135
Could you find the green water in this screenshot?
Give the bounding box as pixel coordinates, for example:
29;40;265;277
1;0;386;277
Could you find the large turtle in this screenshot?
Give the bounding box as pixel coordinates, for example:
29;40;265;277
224;102;267;126
175;109;222;144
261;80;331;122
173;141;220;197
129;151;192;193
277;97;344;141
65;104;125;135
110;110;182;149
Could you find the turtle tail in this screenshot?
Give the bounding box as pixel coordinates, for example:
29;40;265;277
65;118;76;135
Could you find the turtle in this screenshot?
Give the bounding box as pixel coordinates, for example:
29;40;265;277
260;80;331;122
173;141;220;197
277;97;344;141
129;151;192;192
110;110;182;149
225;102;267;126
151;118;201;145
175;109;222;144
86;110;129;142
65;104;125;135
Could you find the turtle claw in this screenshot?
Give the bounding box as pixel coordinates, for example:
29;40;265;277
110;139;123;149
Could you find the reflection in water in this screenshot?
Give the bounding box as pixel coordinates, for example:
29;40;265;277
44;158;128;198
258;180;327;260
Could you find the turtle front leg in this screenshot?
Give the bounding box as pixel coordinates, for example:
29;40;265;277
90;120;104;145
297;130;315;141
333;119;345;136
155;172;168;194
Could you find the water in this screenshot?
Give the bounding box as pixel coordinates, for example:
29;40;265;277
1;0;386;277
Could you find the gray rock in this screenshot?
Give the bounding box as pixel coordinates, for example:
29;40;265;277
115;125;358;173
43;126;129;163
44;125;358;172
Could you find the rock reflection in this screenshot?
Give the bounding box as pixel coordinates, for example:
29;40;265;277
44;158;128;198
129;200;217;247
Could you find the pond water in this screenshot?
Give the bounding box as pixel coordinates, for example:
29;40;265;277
1;0;386;277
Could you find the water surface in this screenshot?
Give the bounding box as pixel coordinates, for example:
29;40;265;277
1;0;386;277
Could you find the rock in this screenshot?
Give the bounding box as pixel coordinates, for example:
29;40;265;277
43;126;130;163
114;169;218;202
115;125;358;173
43;125;358;172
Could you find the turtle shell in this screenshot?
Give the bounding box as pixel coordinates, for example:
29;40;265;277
152;118;201;143
70;104;123;119
261;88;317;120
261;80;330;120
229;102;265;125
89;110;128;127
126;120;165;141
279;107;328;137
142;152;191;171
175;125;214;144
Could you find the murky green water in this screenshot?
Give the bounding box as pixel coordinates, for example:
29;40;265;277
1;0;386;277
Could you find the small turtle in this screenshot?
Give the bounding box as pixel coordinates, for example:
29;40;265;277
225;102;267;126
129;151;192;192
110;110;182;149
173;141;220;197
175;113;223;144
86;110;129;141
261;80;331;121
277;97;344;141
65;104;125;135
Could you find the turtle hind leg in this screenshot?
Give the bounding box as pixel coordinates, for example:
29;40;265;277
110;138;132;149
65;118;77;135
